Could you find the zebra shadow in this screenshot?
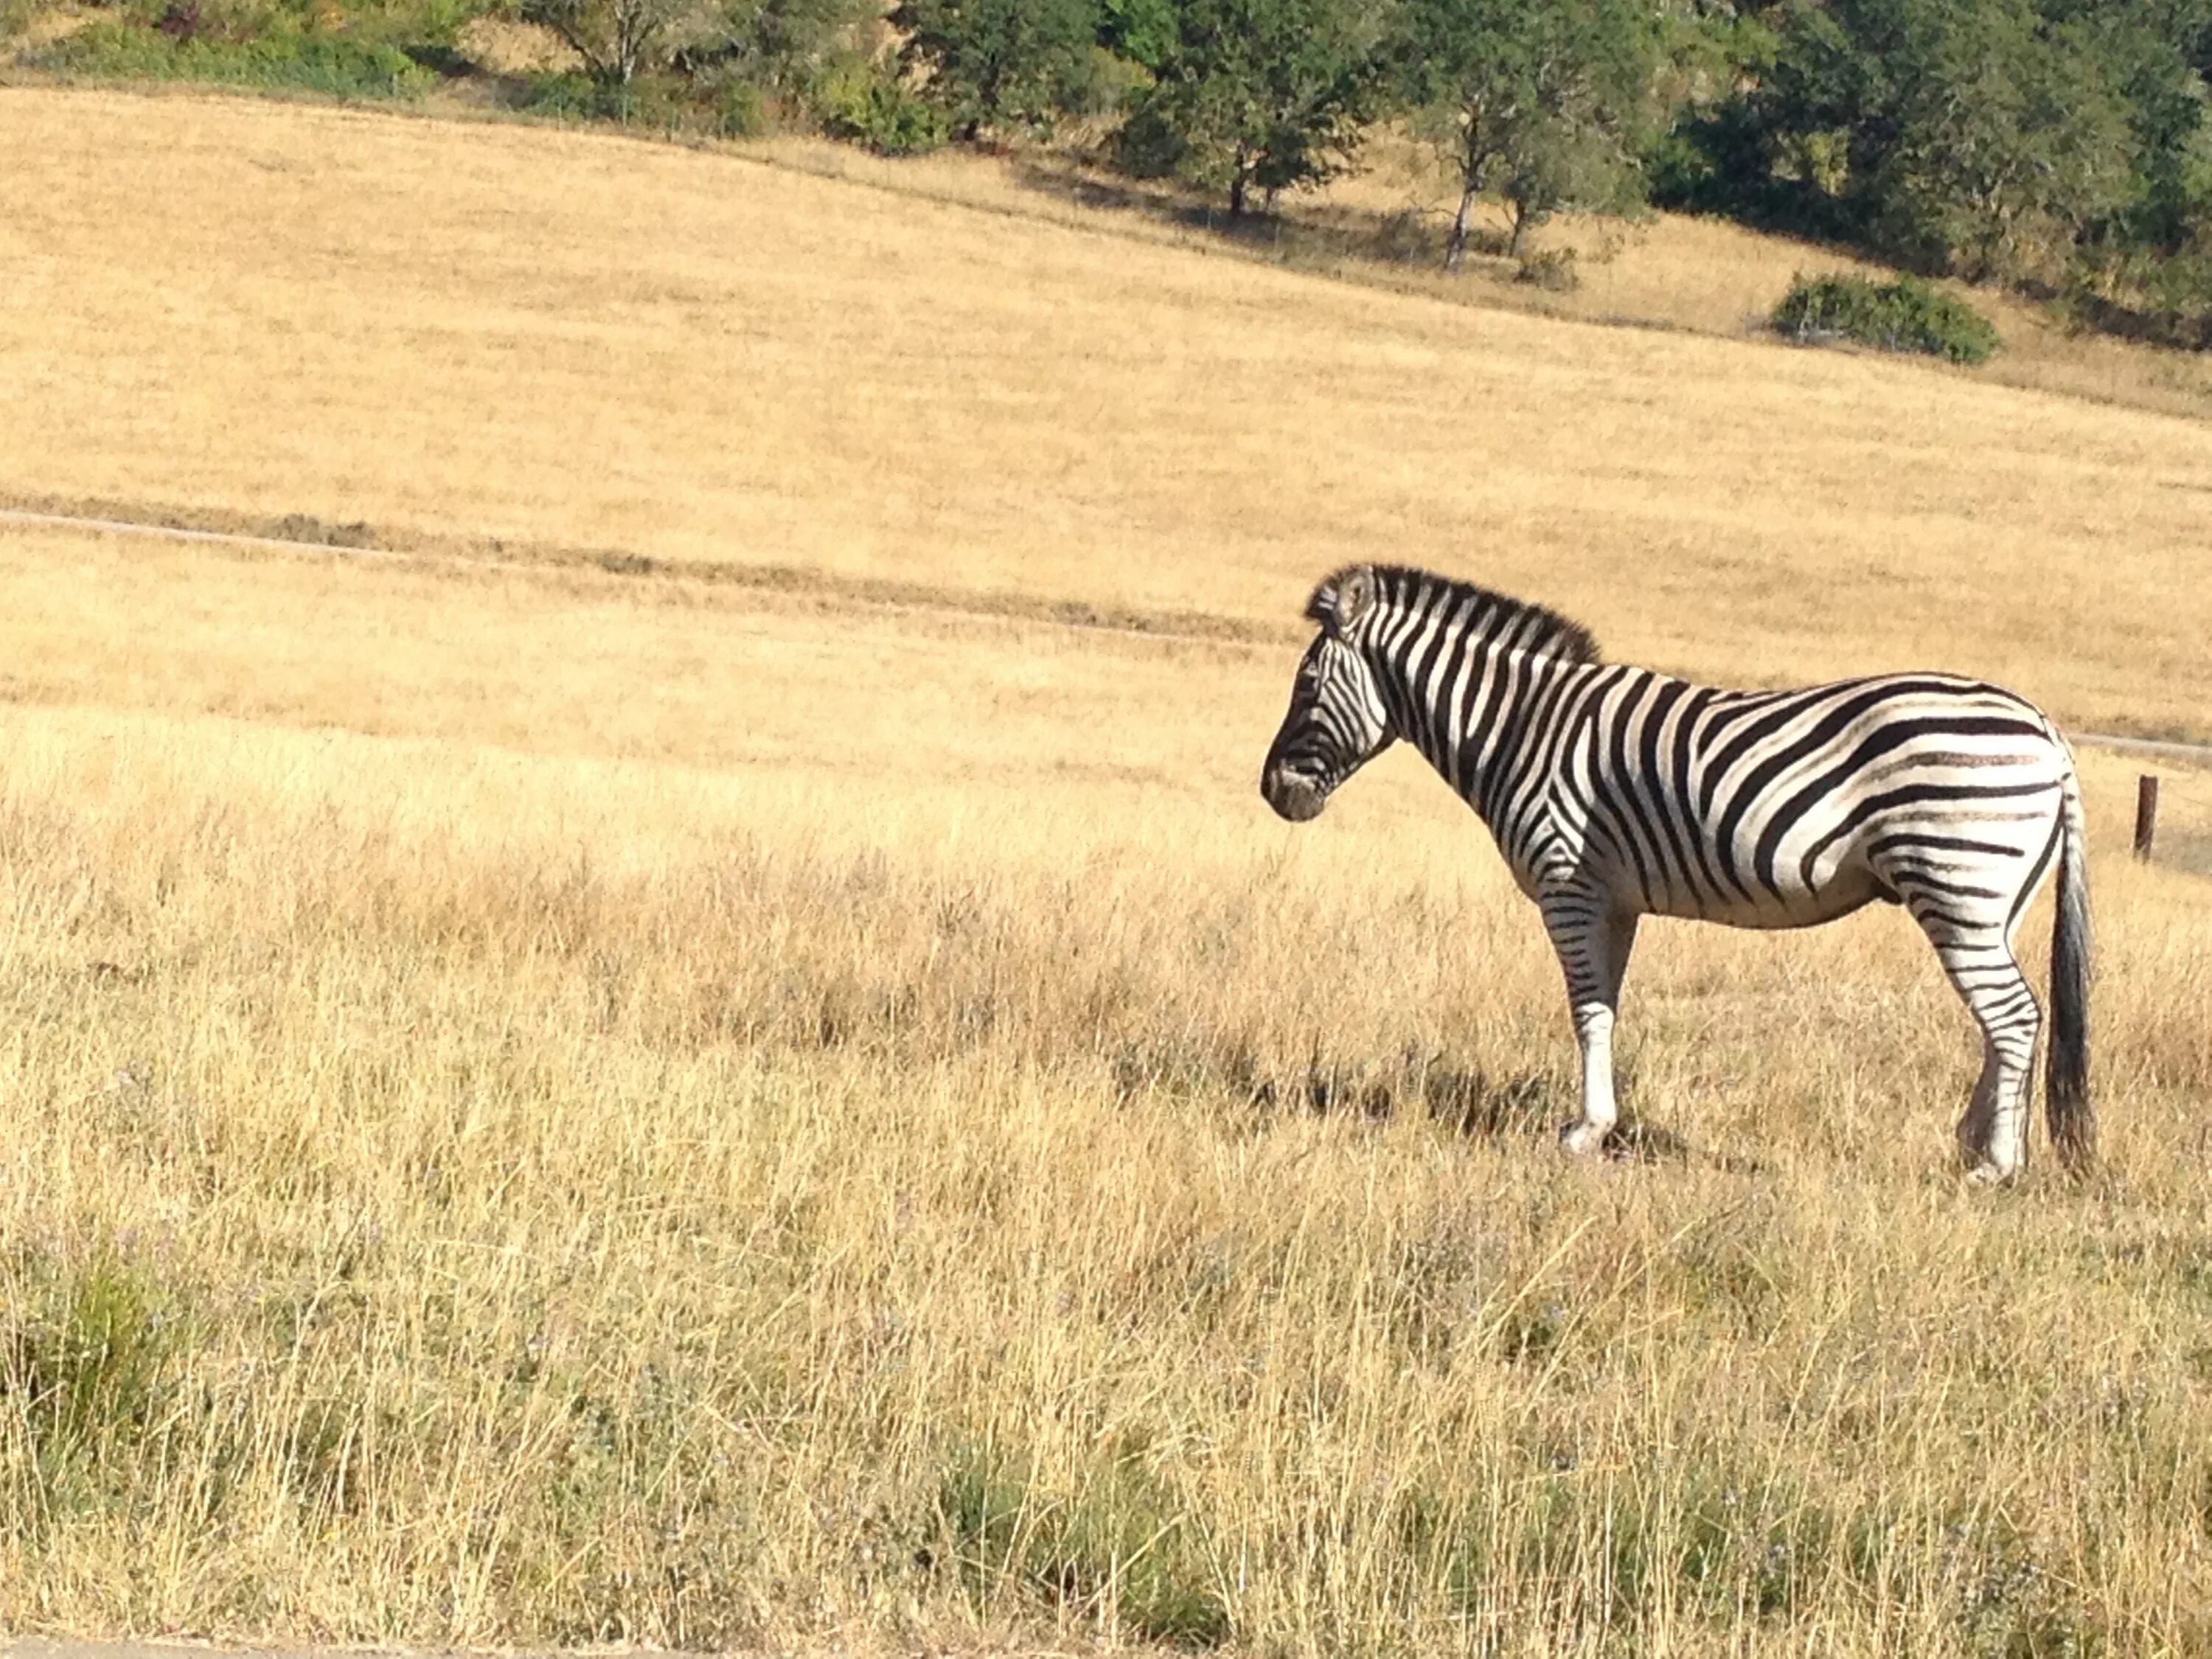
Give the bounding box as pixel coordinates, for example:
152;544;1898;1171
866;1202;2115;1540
1295;1059;1703;1165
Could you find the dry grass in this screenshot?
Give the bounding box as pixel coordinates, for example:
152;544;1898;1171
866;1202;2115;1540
1304;130;2212;417
7;526;2212;1656
2147;763;2212;880
6;91;2212;734
3;88;2212;1656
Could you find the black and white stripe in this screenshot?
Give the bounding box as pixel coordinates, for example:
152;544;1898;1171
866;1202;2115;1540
1261;565;2092;1177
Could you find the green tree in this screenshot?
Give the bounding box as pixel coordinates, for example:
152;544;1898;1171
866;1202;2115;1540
2056;0;2212;256
1394;0;1660;263
1669;0;2151;282
1871;1;2137;280
1096;0;1176;73
693;0;877;94
521;0;691;84
1120;0;1385;218
893;0;1100;139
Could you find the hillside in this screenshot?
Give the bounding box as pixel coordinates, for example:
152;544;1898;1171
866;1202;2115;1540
4;90;2212;737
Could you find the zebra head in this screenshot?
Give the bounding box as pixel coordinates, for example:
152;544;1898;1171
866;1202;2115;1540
1262;566;1396;823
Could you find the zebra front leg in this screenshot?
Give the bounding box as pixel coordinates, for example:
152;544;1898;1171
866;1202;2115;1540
1562;1002;1620;1156
1543;900;1639;1158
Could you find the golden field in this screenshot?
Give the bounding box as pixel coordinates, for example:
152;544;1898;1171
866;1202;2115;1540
8;92;2212;730
3;88;2212;1655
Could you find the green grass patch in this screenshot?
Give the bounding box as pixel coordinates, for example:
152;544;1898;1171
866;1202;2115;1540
38;20;435;99
1775;272;2000;365
938;1433;1228;1647
1;1245;187;1525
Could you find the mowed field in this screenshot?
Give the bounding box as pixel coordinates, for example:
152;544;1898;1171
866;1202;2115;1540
4;88;2212;1655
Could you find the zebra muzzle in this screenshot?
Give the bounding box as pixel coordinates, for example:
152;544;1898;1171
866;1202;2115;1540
1262;765;1329;822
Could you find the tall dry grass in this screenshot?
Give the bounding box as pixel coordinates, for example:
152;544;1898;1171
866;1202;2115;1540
4;526;2212;1655
4;86;2212;1654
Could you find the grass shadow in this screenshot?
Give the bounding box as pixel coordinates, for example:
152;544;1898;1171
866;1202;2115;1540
1006;154;1479;276
1296;1054;1761;1172
1296;1058;1562;1140
1604;1119;1697;1164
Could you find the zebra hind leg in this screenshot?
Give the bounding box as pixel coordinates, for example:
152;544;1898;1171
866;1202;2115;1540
1920;920;2041;1181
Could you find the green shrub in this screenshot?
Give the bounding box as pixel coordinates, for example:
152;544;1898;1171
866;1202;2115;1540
512;68;694;128
891;0;1099;140
712;74;769;137
512;68;627;120
815;59;945;155
2056;250;2212;352
1110;95;1186;179
39;19;436;97
1773;272;2000;365
1516;246;1579;292
509;60;777;137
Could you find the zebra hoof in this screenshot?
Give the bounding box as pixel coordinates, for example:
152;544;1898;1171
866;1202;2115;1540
1962;1158;2020;1186
1559;1122;1610;1158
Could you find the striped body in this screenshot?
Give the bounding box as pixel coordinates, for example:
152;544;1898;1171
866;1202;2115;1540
1437;666;2067;930
1262;566;2092;1178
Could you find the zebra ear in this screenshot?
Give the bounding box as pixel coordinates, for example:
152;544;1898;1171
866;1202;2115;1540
1314;566;1377;636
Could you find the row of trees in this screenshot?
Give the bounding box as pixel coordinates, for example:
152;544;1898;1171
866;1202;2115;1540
889;0;2212;317
503;0;2212;327
889;0;1661;257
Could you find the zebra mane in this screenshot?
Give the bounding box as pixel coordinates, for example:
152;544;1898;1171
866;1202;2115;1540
1307;565;1601;664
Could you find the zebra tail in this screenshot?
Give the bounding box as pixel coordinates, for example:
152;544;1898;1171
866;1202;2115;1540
2047;764;2094;1169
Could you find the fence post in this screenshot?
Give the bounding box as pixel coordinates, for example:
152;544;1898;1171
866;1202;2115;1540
2135;774;2160;860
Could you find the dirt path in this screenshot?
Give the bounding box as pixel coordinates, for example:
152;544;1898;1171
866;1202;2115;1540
12;501;2210;769
0;504;1279;648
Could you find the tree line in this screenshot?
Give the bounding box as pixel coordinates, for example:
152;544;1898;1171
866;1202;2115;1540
515;0;2212;333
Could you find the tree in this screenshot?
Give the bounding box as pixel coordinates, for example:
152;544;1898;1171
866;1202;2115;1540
893;0;1100;139
1676;0;2146;281
1647;0;2212;335
1786;0;2137;282
692;0;879;93
1393;0;1660;265
1096;0;1177;73
522;0;690;84
1877;4;2137;280
1121;0;1384;218
2045;0;2212;257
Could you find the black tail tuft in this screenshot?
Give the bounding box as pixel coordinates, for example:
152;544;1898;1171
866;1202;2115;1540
2048;770;2093;1168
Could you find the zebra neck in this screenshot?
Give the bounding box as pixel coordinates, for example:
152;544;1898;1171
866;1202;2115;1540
1377;636;1594;827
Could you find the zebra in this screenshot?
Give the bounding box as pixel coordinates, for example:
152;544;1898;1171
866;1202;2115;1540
1259;564;2092;1179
